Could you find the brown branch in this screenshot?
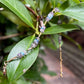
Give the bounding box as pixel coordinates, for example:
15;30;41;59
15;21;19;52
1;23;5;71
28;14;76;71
0;33;21;40
25;5;40;21
25;5;37;17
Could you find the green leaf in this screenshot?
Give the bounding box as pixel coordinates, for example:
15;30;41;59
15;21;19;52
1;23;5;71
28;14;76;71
62;33;82;50
69;0;80;6
42;38;57;50
16;77;32;84
7;35;39;81
51;34;63;49
43;71;56;76
50;0;58;8
42;1;50;14
73;21;84;30
60;0;69;10
39;0;48;14
0;0;34;28
1;10;28;27
81;0;84;2
61;3;84;22
43;24;79;35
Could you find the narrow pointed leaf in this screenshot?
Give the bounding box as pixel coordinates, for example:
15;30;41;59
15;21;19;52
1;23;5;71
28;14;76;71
7;35;39;81
69;0;80;6
73;21;84;30
43;24;79;35
1;10;28;27
50;0;58;8
0;0;34;28
61;3;84;22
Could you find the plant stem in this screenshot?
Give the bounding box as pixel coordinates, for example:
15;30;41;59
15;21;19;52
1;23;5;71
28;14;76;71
0;33;21;40
25;5;38;18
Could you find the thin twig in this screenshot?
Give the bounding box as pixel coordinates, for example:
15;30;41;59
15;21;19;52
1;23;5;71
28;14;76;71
59;44;63;78
59;35;63;78
25;5;38;17
0;33;21;40
25;5;40;23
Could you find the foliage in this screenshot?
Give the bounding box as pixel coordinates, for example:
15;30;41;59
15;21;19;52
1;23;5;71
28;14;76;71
0;0;84;83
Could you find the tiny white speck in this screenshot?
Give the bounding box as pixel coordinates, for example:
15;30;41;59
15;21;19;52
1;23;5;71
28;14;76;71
40;46;45;50
0;8;4;11
25;4;31;7
23;69;26;73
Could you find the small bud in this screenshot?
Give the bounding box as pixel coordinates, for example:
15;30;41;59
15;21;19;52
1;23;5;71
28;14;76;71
31;43;37;48
39;20;46;33
17;51;27;59
34;37;40;44
40;20;44;26
46;12;54;22
23;69;27;73
54;8;60;13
